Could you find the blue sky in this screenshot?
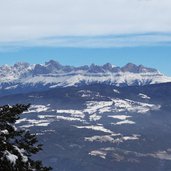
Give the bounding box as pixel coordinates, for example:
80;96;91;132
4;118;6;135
0;0;171;75
0;46;171;76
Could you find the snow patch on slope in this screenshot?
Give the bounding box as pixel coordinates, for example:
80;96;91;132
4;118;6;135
24;105;49;113
109;115;132;120
74;125;113;134
112;120;136;125
138;93;151;99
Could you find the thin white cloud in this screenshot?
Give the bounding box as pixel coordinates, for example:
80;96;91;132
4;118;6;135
24;34;171;48
1;33;171;50
0;0;171;47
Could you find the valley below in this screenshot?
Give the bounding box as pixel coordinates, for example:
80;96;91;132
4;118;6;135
1;83;171;171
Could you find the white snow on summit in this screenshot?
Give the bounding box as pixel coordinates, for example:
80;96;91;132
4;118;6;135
1;60;171;89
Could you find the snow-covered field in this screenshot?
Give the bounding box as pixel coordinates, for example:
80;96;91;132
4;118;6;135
89;147;171;161
18;96;160;130
16;96;161;153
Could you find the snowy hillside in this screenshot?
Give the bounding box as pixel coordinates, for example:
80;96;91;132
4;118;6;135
1;83;171;171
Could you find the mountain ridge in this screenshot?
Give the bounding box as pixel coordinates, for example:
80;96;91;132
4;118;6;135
0;60;159;77
0;60;171;97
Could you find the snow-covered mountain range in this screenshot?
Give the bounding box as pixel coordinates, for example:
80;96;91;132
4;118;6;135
0;60;171;95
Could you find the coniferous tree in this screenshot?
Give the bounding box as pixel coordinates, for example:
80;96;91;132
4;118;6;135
0;104;52;171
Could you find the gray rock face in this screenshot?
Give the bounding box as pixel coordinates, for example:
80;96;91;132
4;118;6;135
0;60;159;78
121;63;157;73
24;61;159;75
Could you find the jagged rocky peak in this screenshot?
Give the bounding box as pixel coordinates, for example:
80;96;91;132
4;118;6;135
13;62;30;69
102;63;121;72
45;60;61;68
26;60;160;74
0;64;11;70
76;65;89;71
121;63;158;73
103;63;113;71
33;60;62;75
138;64;158;73
33;64;49;75
88;63;120;73
45;60;63;71
89;63;105;73
0;60;160;75
0;62;31;75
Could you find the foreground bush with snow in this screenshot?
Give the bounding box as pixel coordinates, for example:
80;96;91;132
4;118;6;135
0;104;52;171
